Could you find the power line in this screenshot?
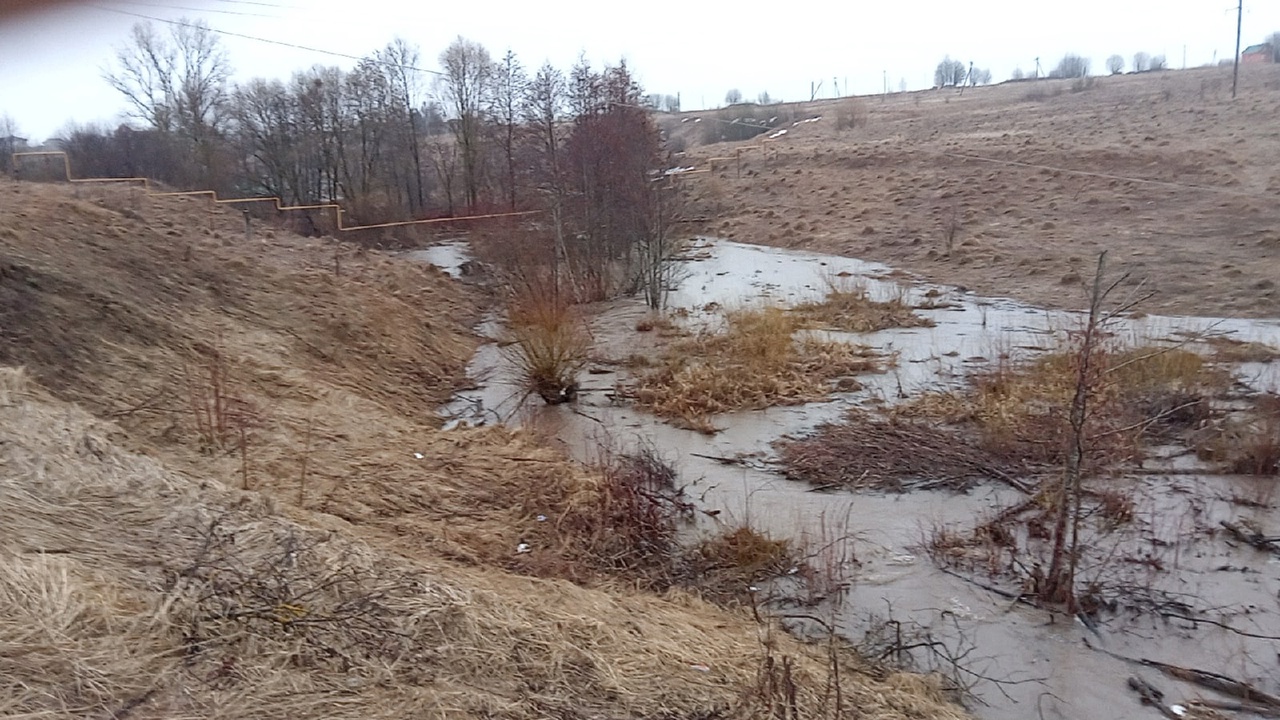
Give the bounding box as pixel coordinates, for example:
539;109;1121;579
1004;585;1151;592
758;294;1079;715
211;0;300;8
90;4;443;76
111;0;278;18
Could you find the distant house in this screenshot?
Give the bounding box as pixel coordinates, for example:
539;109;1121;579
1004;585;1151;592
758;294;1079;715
1242;43;1274;64
1;135;27;172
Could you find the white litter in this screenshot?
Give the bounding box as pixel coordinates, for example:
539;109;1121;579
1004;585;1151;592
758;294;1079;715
536;514;548;522
688;663;711;672
768;129;788;139
413;452;424;459
516;543;532;554
1170;706;1187;717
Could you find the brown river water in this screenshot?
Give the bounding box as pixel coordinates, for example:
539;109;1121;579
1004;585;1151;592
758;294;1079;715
406;238;1280;720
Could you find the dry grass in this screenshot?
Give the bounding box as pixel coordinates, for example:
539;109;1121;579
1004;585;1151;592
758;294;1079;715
0;184;970;719
686;525;798;604
0;366;969;720
896;342;1230;466
1205;336;1280;364
503;288;591;404
791;280;933;333
1196;394;1280;476
626;307;880;430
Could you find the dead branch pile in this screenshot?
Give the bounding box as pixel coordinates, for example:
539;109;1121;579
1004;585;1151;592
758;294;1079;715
777;412;1036;492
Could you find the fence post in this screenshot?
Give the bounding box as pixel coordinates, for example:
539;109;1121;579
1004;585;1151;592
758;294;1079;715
243;209;252;242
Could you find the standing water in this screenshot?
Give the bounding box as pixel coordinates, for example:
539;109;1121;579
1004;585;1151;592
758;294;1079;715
412;238;1280;720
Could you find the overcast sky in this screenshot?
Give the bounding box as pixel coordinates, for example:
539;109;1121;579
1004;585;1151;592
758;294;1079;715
2;0;1278;141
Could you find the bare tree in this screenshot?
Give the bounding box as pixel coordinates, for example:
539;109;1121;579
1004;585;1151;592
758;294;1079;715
1049;54;1090;79
490;49;527;211
756;91;771;105
724;88;743;104
1010;68;1025;80
523;62;570;289
934;56;966;87
1106;55;1124;75
437;36;493;212
1133;51;1151;72
103;19;231;183
1149;54;1167;71
378;39;428;213
972;68;992;85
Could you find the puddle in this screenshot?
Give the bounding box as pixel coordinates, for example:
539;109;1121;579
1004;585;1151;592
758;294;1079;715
401;239;472;278
416;239;1280;720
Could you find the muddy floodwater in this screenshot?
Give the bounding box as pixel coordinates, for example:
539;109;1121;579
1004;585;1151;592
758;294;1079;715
415;238;1280;720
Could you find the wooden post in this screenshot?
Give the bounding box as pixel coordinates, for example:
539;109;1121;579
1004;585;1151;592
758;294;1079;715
243;210;252;242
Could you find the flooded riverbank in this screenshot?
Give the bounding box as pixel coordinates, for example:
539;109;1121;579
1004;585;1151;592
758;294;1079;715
414;238;1280;720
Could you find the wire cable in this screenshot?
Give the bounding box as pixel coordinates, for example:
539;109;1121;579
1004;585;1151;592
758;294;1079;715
90;4;442;75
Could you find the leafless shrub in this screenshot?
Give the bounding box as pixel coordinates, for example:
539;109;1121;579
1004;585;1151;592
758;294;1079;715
834;99;867;130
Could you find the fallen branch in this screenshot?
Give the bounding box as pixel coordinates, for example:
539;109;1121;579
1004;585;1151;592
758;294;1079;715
1159;610;1280;641
1220;520;1280;554
1088;638;1280;712
1126;676;1180;719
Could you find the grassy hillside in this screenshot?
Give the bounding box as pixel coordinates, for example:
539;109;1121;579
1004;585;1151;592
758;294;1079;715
0;181;967;719
678;65;1280;318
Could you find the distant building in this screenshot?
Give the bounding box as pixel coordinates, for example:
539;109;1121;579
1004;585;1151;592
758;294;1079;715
1242;43;1274;64
1;135;27;172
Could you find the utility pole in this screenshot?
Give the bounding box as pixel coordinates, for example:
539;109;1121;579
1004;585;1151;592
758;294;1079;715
1232;0;1243;99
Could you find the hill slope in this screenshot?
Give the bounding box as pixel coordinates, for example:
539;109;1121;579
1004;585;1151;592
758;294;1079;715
0;182;966;719
681;65;1280;318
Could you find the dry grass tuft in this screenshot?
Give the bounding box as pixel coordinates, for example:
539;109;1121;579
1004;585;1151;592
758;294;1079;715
626;307;879;430
896;343;1229;466
687;525;798;604
1196;394;1280;476
1205;336;1280;364
503;288;591;404
792;282;933;333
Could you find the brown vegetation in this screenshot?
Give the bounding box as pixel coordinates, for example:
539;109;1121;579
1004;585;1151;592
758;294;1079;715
0;183;968;719
625;307;880;430
503;286;591;404
791;279;933;333
778;411;1026;492
678;65;1280;318
896;342;1230;467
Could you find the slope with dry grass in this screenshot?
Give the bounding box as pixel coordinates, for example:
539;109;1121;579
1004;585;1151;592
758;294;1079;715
678;65;1280;318
0;182;969;719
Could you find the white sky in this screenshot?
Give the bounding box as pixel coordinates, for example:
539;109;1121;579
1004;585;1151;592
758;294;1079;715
2;0;1278;141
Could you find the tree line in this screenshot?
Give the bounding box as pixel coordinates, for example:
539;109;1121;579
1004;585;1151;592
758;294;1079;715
56;20;679;304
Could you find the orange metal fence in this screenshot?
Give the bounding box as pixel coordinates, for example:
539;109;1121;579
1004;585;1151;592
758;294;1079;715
9;151;541;231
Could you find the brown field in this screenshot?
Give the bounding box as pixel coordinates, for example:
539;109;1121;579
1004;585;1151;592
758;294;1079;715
678;64;1280;318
